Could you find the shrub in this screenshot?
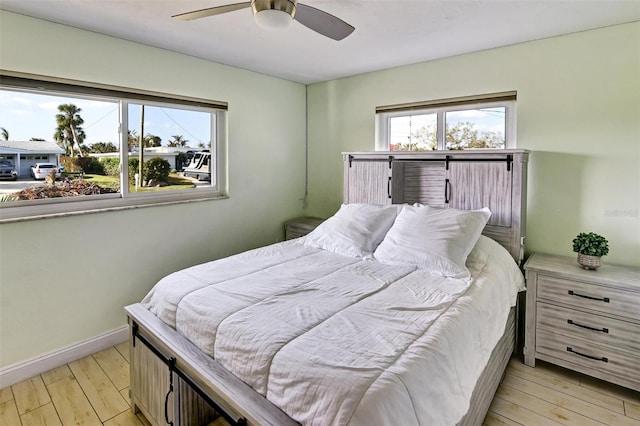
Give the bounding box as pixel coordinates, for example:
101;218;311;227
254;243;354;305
127;157;170;184
143;157;171;183
129;158;140;182
101;157;120;176
60;156;105;174
66;157;104;174
60;156;82;173
176;152;189;171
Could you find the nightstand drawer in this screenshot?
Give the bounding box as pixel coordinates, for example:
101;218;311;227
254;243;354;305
537;275;640;321
536;329;640;385
536;302;640;352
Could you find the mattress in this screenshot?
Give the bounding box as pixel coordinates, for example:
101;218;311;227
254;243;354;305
142;235;524;425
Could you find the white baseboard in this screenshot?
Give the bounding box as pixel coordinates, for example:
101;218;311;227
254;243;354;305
0;325;129;388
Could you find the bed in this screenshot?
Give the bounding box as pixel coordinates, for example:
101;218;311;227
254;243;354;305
126;150;529;426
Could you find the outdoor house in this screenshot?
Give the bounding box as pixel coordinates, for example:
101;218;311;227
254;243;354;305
0;140;63;176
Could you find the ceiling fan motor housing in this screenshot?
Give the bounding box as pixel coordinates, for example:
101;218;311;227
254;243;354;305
172;0;353;40
251;0;297;18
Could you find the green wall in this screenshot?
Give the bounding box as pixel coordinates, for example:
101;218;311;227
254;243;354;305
1;12;638;371
305;22;640;267
0;12;307;368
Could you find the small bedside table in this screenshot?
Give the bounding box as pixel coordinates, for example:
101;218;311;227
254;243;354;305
523;253;640;391
283;217;324;240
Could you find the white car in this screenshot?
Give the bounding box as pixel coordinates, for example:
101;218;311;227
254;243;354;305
30;163;62;180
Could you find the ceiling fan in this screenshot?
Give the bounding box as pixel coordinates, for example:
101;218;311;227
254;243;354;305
172;0;355;41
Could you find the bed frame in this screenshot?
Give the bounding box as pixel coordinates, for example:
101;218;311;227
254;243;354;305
125;149;529;426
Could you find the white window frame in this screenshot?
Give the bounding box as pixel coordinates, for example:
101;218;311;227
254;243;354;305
375;92;517;151
0;71;228;223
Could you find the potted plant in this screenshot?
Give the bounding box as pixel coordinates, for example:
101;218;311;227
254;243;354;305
572;232;609;270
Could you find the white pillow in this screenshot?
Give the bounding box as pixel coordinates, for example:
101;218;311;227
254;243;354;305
467;235;526;304
373;204;491;278
301;203;399;258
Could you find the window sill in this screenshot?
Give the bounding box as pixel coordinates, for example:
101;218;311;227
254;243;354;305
0;190;228;224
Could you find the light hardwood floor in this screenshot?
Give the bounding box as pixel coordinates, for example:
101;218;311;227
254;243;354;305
1;344;639;426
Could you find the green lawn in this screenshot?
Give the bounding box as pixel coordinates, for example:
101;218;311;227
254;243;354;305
70;173;196;191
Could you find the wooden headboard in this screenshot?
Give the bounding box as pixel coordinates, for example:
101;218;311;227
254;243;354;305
343;150;529;265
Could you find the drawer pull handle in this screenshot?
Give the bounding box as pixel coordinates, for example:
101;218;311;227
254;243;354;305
567;319;609;333
568;290;610;303
165;357;176;426
566;347;608;363
444;178;451;204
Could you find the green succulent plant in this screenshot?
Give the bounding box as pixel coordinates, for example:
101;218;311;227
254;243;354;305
572;232;609;257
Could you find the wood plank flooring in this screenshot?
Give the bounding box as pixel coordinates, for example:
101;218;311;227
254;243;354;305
0;342;144;426
1;345;639;425
486;359;640;426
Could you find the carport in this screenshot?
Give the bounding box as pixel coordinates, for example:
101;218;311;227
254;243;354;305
0;140;64;177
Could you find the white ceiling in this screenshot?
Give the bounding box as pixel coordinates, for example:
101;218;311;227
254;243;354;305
2;0;639;84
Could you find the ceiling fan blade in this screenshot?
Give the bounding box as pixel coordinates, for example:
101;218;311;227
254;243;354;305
294;3;354;40
172;2;251;21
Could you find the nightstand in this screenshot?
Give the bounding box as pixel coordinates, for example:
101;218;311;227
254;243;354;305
283;217;324;240
523;253;640;391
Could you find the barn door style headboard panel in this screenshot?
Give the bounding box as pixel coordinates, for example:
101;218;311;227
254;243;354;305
343;150;529;265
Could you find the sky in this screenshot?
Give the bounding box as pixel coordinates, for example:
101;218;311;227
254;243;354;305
0;89;211;148
389;107;506;146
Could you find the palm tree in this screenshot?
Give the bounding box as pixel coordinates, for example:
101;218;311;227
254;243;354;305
89;142;118;153
144;134;162;148
54;104;86;157
0;127;9;141
168;135;189;147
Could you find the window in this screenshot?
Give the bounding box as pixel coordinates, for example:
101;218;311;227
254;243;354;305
0;71;227;222
375;92;516;151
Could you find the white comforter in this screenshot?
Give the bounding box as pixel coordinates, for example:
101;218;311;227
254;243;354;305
142;236;524;425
